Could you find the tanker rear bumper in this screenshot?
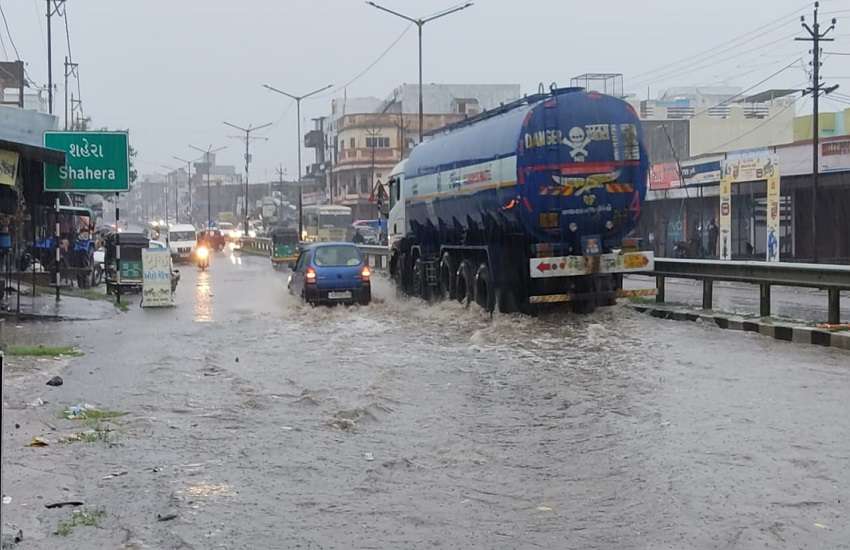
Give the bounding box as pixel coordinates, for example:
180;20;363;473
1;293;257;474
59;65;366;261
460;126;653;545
528;251;654;278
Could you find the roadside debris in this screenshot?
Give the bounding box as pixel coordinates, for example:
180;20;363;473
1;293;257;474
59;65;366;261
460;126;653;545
2;496;11;504
1;527;23;547
45;501;84;509
26;437;49;447
156;512;178;522
63;404;95;419
102;471;128;480
46;376;63;387
55;509;105;537
364;452;375;461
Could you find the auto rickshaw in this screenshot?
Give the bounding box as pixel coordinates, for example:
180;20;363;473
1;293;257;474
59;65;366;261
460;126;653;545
270;226;300;270
104;232;180;295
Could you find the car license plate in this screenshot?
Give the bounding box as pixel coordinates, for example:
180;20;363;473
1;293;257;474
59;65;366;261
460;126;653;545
328;291;352;300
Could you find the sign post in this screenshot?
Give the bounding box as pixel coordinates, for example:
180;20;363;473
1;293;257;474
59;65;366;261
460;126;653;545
44;131;130;306
765;172;781;262
718;176;732;261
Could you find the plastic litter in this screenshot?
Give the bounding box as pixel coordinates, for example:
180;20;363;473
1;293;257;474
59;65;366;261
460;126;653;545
364;452;375;462
102;471;128;480
2;496;11;504
46;376;63;387
63;404;96;419
157;512;178;522
26;437;49;447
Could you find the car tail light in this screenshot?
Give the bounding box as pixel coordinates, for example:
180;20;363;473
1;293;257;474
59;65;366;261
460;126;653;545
360;266;371;280
305;267;317;283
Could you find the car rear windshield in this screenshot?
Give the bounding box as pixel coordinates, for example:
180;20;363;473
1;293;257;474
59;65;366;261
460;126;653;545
313;245;361;267
170;231;196;241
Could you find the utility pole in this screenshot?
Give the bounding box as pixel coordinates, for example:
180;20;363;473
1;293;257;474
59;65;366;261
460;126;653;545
366;1;473;143
223;121;273;234
173;155;198;224
275;164;286;197
190;144;226;229
797;1;838;262
263;83;333;238
46;0;66;114
63;57;77;130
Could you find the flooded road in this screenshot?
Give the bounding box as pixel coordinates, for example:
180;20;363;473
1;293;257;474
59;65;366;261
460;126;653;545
2;250;849;549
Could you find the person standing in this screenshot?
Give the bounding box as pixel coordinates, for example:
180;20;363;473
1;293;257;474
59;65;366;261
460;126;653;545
707;218;719;258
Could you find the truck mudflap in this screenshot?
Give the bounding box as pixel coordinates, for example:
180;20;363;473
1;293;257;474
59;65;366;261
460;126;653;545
529;251;654;278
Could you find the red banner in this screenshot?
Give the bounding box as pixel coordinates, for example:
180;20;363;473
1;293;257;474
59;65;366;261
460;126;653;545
649;162;681;190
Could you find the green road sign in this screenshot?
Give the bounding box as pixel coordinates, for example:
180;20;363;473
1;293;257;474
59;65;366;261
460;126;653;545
44;131;129;192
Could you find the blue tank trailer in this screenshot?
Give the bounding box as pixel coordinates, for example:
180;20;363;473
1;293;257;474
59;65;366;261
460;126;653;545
386;87;655;312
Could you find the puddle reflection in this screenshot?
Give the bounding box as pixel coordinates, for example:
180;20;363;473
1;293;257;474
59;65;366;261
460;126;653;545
194;271;213;322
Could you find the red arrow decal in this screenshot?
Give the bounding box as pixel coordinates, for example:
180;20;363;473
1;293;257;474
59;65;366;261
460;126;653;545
537;262;551;273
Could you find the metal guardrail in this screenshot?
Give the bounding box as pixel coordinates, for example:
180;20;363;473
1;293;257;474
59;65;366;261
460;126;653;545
240;237;272;255
358;245;390;271
650;258;850;324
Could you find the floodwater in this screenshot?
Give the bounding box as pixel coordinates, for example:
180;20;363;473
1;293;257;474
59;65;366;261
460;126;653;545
2;251;848;549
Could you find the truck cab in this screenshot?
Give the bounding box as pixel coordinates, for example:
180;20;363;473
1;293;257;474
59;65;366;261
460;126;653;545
386;160;407;248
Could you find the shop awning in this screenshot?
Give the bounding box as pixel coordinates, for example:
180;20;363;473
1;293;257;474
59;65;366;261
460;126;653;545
0;139;65;166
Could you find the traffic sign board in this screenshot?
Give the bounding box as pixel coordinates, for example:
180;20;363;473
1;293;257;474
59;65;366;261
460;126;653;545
43;131;129;192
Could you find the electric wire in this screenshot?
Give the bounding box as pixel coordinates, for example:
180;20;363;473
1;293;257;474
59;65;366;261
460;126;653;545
0;0;21;59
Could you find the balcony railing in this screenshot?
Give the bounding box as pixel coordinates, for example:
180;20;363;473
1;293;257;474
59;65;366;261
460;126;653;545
337;148;400;164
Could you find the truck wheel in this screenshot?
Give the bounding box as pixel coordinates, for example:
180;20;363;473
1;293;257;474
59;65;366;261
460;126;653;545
455;260;474;307
474;263;494;312
413;258;431;301
439;252;455;299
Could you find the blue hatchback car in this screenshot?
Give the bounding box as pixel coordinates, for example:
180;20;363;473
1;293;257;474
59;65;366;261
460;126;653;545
288;242;371;305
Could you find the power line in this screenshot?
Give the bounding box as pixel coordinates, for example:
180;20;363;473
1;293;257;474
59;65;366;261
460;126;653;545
0;0;21;59
630;2;810;82
688;57;803;119
308;23;413;101
708;96;800;153
632;31;801;89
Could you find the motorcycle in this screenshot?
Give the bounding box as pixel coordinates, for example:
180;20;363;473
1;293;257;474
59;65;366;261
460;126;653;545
194;245;210;271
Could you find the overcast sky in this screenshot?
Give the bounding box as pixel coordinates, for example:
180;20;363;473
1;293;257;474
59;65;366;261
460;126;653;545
4;0;849;180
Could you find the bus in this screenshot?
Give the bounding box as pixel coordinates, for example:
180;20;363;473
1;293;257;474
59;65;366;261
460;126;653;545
302;205;353;242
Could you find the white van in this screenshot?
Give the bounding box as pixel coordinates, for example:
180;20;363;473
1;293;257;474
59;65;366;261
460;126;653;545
168;223;197;262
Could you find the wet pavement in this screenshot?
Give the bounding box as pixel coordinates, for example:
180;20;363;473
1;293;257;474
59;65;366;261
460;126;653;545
2;249;849;549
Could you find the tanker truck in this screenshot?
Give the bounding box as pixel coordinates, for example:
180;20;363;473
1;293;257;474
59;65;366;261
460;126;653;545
385;86;654;313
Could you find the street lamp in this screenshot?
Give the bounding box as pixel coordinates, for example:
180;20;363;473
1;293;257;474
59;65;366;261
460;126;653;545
160;164;177;226
366;1;473;142
173;155;200;225
189;144;227;229
262;83;333;238
223;121;273;235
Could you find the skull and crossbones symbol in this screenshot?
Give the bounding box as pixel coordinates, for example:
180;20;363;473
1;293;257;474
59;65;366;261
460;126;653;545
565;126;591;162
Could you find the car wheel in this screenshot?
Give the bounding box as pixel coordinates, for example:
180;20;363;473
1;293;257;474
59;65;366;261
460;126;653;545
358;289;371;306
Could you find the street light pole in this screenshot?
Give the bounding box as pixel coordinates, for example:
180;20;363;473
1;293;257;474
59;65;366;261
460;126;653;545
366;1;473;142
223;121;273;234
190;144;226;229
263;83;333;238
173;155;198;224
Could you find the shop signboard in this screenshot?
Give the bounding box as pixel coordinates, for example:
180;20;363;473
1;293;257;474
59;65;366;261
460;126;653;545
141;248;174;307
649;161;680;190
0;149;19;187
680;158;722;185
